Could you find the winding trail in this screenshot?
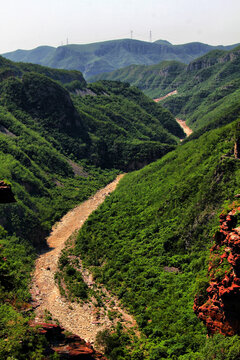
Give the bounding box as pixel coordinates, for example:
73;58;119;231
30;174;138;346
154;89;178;102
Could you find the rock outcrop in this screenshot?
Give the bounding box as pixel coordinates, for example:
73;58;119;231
0;181;16;203
194;205;240;335
29;322;107;359
187;49;240;72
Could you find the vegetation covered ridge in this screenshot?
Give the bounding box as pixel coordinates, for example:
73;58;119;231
73;120;240;359
93;46;240;139
0;55;184;171
3;39;238;79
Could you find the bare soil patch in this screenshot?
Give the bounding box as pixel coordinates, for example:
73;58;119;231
176;118;193;137
154;90;178;102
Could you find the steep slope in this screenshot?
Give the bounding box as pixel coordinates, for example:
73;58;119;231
73;120;240;358
0;56;182;170
95;46;240;137
3;39;238;79
162;47;240;132
0;54;86;88
73;81;184;168
0;107;118;358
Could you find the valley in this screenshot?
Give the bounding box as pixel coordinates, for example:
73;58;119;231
95;45;240;140
153;90;193;138
31;174;138;347
1;41;240;359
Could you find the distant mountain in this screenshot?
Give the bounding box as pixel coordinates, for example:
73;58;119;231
2;39;238;79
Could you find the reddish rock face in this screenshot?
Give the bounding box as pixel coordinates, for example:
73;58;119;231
30;322;107;359
194;206;240;335
0;181;16;203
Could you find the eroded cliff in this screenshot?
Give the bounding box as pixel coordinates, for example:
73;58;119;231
194;204;240;335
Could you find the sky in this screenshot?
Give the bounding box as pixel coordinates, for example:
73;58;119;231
1;0;240;53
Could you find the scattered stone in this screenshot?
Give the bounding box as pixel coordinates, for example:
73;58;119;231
163;266;180;273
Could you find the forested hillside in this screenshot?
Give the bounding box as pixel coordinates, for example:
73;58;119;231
0;55;184;358
0;99;119;358
161;47;240;133
90;61;187;97
2;39;238;79
0;56;183;170
74;120;240;359
93;46;240;138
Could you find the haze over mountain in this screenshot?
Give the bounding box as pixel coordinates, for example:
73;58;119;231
2;39;238;79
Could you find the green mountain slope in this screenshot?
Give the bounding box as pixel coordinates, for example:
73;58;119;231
0;106;118;358
162;47;240;133
2;39;238;79
72;81;184;168
0;56;184;357
90;61;187;98
0;56;183;171
94;46;240;136
0;56;182;249
74;120;240;359
0;54;87;87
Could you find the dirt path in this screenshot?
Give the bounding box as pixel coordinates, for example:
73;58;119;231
176;118;193;137
30;174;139;346
154;89;178;102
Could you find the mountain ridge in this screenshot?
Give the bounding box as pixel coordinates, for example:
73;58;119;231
2;38;239;79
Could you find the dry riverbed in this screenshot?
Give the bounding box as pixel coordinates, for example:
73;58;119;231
30;174;139;346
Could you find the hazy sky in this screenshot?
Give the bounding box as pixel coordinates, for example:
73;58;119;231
1;0;239;53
